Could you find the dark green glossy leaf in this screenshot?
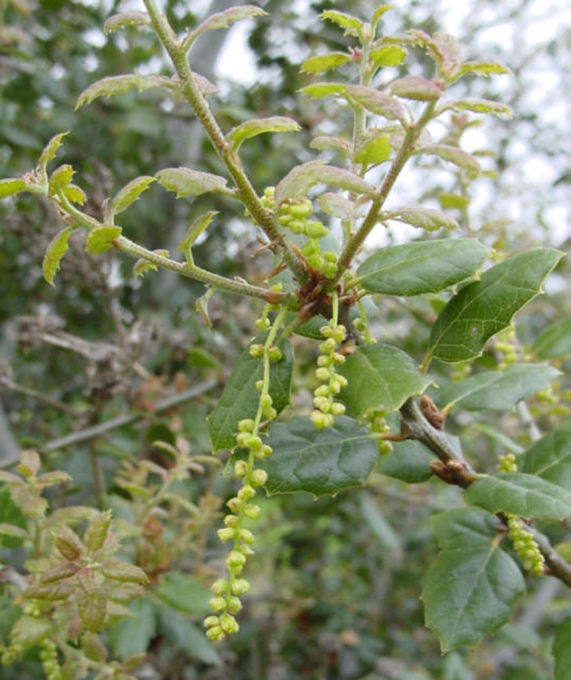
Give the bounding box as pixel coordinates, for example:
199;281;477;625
465;473;571;520
339;344;432;417
422;507;524;652
158;606;221;666
208;336;293;451
553;616;571;680
439;364;560;412
262;416;378;497
358;239;488;296
427;248;565;363
377;440;434;483
521;426;571;489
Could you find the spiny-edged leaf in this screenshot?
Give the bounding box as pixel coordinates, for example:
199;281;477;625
465;473;571;520
354;135;392;164
42;226;73;286
301;52;351;74
133;250;169;278
521;426;571;490
422;507;524;652
275;160;374;205
63;183;87;205
453;61;511;81
321;10;363;37
442;98;512;117
553;616;571;680
370;45;407;68
427;249;565;363
439;193;469;210
377;440;434;483
371;4;392;28
76;74;173;109
390;75;443;101
300;82;348;99
533;318;571;359
358;238;489;296
346;85;404;120
185;5;267;46
439;364;561;413
408;30;462;80
178;211;218;252
85;226;122;255
48;164;74;195
108;599;156;658
110;176;155;217
156;167;228;198
261;416;378;497
388;206;459;232
9;615;52;648
103;12;151;34
44;505;99;527
417;144;480;173
0;178;27;199
158;606;221;666
37;132;68;183
310;135;352;157
318;193;359;221
208;336;293;451
339;344;431;417
226;116;300;151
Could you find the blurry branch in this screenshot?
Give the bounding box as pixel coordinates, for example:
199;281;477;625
0;375;78;415
399;397;571;588
0;378;218;469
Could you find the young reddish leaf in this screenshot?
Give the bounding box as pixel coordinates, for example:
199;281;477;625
0;178;27;199
0;523;28;539
369;45;407;68
390;75;443;101
226;116;300;151
101;559;149;585
300;82;348;99
301;52;351;75
25;580;73;601
85;226;122;255
18;449;41;477
321;10;363;37
109;176;155;218
36;471;72;488
417;144;481;173
345;85;404;120
40;560;82;583
156;167;229;198
84;510;112;552
388;206;459;232
54;524;84;560
43;228;72;286
76;75;175;109
103;12;151;34
441;98;512;117
78;590;107;633
318;193;360;221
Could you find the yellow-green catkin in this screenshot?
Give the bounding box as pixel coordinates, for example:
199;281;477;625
204;307;286;641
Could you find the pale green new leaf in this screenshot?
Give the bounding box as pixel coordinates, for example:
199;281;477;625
37;132;68;184
85;226;122;255
110;176;155;217
300;82;348;99
417;144;481;173
371;4;392;29
178;211;218;252
63;184;86;205
357;238;488;296
370;45;407;68
533;318;571;359
339;344;432;417
42;226;73;286
156;167;228;198
133;250;169;278
388;206;459;232
185;5;267;47
310;136;352;157
208;336;294;451
103;12;151;34
301;52;351;74
76;75;174;109
553;617;571;680
318;193;359;221
422;507;524;652
226;116;300;151
521;426;571;489
48;164;74;195
427;248;565;363
439;364;561;413
9;615;52;649
390;76;443;101
453;61;511;82
354;135;391;165
465;473;571;520
262;416;378;497
0;178;27;199
321;10;363;37
442;98;512;117
275;160;374;204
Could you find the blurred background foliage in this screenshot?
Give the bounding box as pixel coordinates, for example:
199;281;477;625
0;0;569;678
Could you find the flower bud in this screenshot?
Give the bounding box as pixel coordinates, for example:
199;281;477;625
256;380;263;391
317;355;332;367
305;221;328;239
290;203;312;219
236;432;250;447
261;394;273;409
314;385;330;397
204;616;220;628
227;497;243;513
244;504;261;519
224;514;238;528
251;469;268;487
308;254;324;271
238;484;256;500
289;220;305;234
279;214;292;226
319;338;336;354
311;410;328;429
211;579;229;595
255;317;270;330
206;625;225;641
323;262;338;278
226;551;246;569
231;579;250;595
217;528;235;542
323;251;337;262
260;444;273;458
234;461;248;478
239;529;255;544
209;597;226;612
315;367;330;381
220;613;239;635
330;402;346;416
227;596;243;615
268;345;282;362
249;344;264;359
313;396;331;412
246;435;263;452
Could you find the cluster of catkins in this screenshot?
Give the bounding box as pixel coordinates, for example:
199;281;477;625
507;515;545;576
311;321;347;429
365;409;393;455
